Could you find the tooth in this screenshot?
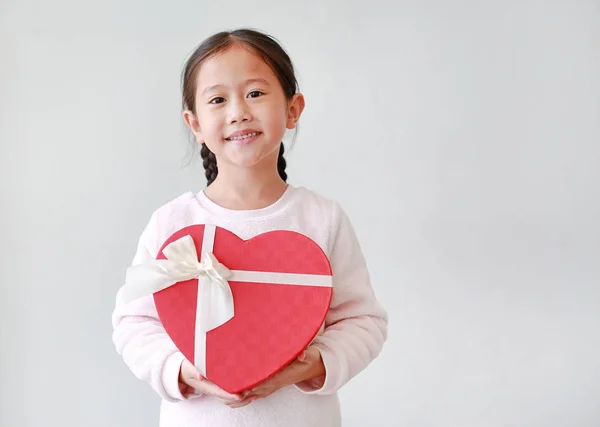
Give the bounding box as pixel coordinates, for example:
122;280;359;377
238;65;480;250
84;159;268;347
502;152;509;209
228;132;259;141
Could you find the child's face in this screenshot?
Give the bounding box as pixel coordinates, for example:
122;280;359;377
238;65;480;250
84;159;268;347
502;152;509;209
184;44;304;173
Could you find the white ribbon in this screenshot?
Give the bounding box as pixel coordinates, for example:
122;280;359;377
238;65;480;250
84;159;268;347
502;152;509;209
121;224;332;376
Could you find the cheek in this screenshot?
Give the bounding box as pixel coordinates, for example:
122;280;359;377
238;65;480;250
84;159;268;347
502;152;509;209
198;112;223;134
261;102;288;129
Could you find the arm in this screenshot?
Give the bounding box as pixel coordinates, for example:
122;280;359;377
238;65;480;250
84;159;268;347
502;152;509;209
111;215;188;402
295;202;388;395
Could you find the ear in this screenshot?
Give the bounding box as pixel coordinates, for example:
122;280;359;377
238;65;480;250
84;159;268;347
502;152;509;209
286;93;305;130
183;110;203;143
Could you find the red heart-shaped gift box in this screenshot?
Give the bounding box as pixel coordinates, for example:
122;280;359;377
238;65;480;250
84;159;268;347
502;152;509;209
152;224;333;394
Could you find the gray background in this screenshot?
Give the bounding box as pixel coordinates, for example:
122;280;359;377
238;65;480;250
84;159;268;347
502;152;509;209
1;0;599;426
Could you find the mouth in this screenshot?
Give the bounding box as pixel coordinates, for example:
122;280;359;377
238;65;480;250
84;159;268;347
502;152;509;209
225;131;263;142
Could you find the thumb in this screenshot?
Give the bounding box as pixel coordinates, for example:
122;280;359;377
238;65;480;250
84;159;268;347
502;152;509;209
297;350;307;362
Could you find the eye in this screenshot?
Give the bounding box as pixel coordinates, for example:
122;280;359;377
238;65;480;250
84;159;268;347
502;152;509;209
247;91;263;98
209;97;225;104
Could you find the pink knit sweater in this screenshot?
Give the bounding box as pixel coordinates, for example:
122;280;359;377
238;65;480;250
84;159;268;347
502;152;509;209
111;185;388;427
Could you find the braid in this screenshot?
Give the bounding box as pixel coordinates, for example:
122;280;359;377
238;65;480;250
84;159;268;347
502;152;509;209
200;143;218;185
277;143;287;182
200;142;287;185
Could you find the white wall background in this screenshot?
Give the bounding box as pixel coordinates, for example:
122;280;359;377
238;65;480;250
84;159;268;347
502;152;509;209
1;0;599;426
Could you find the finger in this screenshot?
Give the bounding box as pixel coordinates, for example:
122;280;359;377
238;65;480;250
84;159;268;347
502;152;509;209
205;384;243;401
297;351;307;362
247;390;273;401
312;376;325;388
224;395;259;408
248;390;270;399
226;400;252;409
256;366;296;390
189;378;244;401
219;397;247;406
239;390;257;400
250;376;284;394
250;381;273;394
180;384;193;398
249;382;280;397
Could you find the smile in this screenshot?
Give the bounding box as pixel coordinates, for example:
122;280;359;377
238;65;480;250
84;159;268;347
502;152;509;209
226;132;262;141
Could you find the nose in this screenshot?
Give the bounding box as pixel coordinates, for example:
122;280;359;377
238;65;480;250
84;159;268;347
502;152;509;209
228;97;252;124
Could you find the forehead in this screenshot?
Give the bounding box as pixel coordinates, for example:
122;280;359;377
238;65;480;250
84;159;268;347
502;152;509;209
196;44;277;89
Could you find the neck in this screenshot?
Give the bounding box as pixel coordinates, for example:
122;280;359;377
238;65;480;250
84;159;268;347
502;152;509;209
204;162;287;211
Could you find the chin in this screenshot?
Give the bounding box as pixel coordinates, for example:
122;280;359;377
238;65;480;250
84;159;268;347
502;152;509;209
226;147;280;168
222;154;265;169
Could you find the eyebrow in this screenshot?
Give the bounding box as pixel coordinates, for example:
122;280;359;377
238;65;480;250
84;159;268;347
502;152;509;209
201;78;270;95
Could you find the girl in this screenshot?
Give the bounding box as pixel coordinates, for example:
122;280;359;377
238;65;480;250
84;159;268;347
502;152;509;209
112;28;388;427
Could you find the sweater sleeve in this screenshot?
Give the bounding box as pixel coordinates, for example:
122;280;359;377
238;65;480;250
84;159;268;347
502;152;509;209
295;202;388;395
111;214;190;402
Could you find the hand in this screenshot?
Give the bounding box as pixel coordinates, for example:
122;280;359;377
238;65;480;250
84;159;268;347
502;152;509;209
243;347;325;401
179;359;248;408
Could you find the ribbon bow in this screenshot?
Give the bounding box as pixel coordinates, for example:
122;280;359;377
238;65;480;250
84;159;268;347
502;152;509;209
122;234;235;333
